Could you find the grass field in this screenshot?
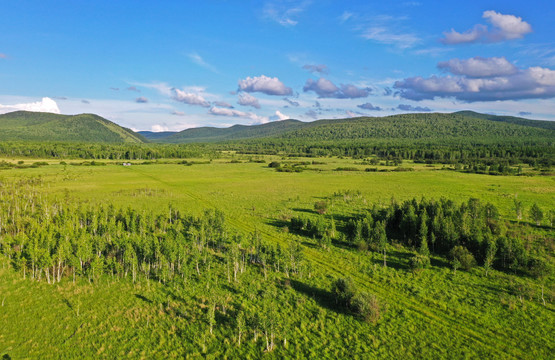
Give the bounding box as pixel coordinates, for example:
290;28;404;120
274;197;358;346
1;156;553;359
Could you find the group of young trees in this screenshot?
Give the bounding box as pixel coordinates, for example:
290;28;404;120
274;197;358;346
291;196;552;277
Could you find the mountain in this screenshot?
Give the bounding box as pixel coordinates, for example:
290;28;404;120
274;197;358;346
0;111;146;143
149;112;554;144
454;111;555;131
138;131;177;140
157;119;305;143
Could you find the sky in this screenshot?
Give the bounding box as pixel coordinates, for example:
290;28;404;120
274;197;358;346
1;0;555;132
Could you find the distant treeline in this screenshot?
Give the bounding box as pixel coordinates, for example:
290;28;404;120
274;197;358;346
0;141;218;160
0;138;552;172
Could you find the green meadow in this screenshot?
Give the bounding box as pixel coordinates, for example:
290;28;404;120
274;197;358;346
1;156;554;359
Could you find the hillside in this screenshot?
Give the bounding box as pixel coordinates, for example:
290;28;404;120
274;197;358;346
157;119;305;143
150;112;554;144
0;111;146;143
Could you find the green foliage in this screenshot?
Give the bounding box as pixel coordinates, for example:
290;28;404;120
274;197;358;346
0;111;145;143
529;203;543;226
314;201;328;214
409;253;431;270
450;246;476;271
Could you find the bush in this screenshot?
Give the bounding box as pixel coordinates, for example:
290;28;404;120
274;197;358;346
314;201;328;214
331;278;356;306
351;292;380;323
449;245;476;271
409;254;431;271
268;161;281;168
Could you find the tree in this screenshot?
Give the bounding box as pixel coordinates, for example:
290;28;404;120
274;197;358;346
449;245;475;271
372;221;388;267
514;198;522;221
483;236;497;277
529;203;543;226
331;277;356;306
236;310;246;346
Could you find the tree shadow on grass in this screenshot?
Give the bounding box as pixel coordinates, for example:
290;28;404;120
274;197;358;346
134;294;153;304
289;279;348;315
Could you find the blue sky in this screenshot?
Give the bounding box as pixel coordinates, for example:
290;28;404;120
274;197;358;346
1;0;555;131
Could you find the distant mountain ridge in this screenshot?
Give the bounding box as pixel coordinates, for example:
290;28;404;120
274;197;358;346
142;111;554;144
1;110;552;144
0;111;146;143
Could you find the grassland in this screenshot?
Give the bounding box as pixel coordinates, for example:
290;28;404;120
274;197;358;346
1;156;553;359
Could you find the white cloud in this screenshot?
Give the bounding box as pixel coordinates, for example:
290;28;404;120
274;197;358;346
209;106;269;124
172;89;211;107
395;58;555;102
0;97;60;114
188;52;218;73
362;26;420;49
263;0;311;27
483;10;532;40
213;101;233;108
136;96;149;103
303;78;370;98
275;110;289;120
438;57;517;77
237;93;261;109
151;124;169;132
238;75;292;95
441;10;532;44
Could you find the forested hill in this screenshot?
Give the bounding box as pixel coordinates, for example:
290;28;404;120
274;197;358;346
149;119;305;143
149;112;554;144
0;111;146;143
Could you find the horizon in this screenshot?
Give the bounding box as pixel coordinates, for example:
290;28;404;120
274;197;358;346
1;1;555;131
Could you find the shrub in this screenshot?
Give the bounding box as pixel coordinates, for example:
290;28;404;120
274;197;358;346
409;254;431;271
268;161;281;168
449;245;476;271
314;201;328;214
331;278;356;306
351;292;380;323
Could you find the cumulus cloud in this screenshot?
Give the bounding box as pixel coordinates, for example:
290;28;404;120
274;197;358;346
394;59;555;102
303;78;370;99
127;86;140;92
438;57;517;77
397;104;432;112
302;64;329;74
213;101;233;108
237;93;261;109
357;102;383;111
209;106;268;124
283;97;299;107
172;89;211;107
136;97;149;103
171;111;185;116
238;75;292;95
275;110;290;120
81;99;90;104
441;10;532;45
151;124;169;132
518;111;532;116
0;97;60;114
